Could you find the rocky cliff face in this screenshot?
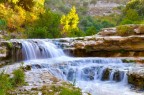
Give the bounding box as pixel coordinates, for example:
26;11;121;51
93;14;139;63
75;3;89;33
64;35;144;57
1;25;144;63
56;25;144;57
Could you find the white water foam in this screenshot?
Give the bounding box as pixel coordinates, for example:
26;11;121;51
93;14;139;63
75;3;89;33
24;57;144;95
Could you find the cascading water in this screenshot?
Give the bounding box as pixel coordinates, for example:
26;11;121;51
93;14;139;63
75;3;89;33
11;39;143;95
27;57;143;95
20;39;65;60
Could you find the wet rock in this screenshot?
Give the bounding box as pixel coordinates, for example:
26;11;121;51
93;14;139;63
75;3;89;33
113;71;121;82
24;65;31;71
128;73;144;90
32;64;42;69
101;68;111;81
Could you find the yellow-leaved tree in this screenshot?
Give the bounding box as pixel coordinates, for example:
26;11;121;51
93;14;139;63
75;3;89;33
0;0;45;31
60;6;79;37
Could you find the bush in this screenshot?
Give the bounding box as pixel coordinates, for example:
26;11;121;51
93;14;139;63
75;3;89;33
0;71;12;95
0;66;25;94
120;19;133;25
69;29;85;37
11;68;25;87
0;19;7;30
116;25;135;36
59;87;81;95
85;26;97;36
41;84;82;95
26;10;61;38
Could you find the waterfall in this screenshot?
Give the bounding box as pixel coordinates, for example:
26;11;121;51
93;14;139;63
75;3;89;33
20;40;65;60
10;39;141;95
27;57;141;95
30;58;128;83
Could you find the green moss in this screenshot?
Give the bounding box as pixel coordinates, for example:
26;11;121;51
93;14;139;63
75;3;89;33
122;59;135;63
7;42;13;48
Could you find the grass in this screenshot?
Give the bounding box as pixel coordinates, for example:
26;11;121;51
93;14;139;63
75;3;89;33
0;67;25;95
40;82;82;95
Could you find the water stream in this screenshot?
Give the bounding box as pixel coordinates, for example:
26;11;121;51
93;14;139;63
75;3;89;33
11;39;144;95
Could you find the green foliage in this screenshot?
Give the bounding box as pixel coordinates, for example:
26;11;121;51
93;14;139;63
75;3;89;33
41;84;82;95
80;16;114;35
120;18;133;25
125;0;144;17
116;25;135;36
0;71;12;95
0;19;7;30
59;87;81;95
26;10;61;38
85;26;97;36
120;0;144;25
69;29;85;37
125;9;139;21
0;68;25;95
11;68;25;87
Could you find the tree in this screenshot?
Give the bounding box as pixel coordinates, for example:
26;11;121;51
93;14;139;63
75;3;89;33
0;0;45;31
60;6;79;37
124;0;144;17
26;10;61;38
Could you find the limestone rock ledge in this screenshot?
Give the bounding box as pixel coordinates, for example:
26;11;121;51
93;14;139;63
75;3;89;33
61;35;144;57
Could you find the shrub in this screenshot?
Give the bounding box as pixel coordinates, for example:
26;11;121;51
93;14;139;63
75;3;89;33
11;68;25;87
85;26;97;36
116;25;135;36
0;19;7;30
41;84;82;95
120;19;133;25
59;86;82;95
26;9;61;38
69;29;85;37
0;71;12;95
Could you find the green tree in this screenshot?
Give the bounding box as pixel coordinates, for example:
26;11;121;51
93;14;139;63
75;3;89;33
125;9;139;21
85;26;97;36
124;0;144;17
26;10;61;38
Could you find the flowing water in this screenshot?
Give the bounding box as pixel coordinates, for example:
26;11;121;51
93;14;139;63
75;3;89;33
12;39;144;95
